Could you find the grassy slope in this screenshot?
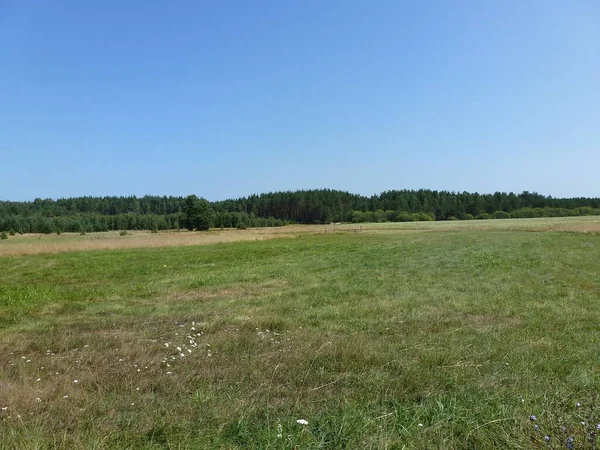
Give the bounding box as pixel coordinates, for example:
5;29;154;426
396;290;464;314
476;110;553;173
1;226;599;449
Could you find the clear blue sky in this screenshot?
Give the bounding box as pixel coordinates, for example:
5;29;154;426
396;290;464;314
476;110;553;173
1;1;599;201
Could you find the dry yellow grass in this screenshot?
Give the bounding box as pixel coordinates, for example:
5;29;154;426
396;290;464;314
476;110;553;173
1;216;598;257
0;226;318;256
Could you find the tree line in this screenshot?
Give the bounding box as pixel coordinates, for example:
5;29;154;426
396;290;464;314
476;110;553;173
0;189;599;233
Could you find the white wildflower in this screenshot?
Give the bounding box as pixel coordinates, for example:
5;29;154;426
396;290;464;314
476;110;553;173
296;419;309;425
73;379;79;384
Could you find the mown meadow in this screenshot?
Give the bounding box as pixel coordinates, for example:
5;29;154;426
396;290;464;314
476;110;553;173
1;218;599;449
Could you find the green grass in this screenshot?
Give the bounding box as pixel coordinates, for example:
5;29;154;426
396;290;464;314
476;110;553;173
1;223;600;449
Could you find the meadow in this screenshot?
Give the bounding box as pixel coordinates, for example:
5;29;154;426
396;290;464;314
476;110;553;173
1;217;599;449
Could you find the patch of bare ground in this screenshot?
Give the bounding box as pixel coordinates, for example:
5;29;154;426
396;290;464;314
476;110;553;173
167;279;289;302
464;313;523;332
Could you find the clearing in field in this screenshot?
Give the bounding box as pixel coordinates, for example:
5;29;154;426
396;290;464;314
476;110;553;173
1;216;599;449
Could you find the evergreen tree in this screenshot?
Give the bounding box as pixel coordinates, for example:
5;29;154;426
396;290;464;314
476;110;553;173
183;195;214;231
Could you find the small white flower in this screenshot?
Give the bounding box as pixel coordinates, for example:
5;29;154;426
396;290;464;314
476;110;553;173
164;343;169;348
180;353;185;357
1;407;8;411
176;346;182;352
187;349;192;354
166;371;173;375
277;422;283;438
26;359;31;363
136;387;140;391
73;379;79;384
418;423;423;427
36;378;41;382
35;398;41;403
296;419;308;425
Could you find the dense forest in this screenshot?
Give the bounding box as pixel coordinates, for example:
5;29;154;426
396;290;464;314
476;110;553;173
1;189;599;234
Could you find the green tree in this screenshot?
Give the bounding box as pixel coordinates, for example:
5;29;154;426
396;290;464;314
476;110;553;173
183;195;214;231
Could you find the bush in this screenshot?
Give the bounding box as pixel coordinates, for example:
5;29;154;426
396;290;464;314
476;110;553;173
463;214;474;220
8;229;16;236
80;230;86;235
119;230;128;236
477;213;492;220
493;211;510;219
0;232;8;240
151;228;158;234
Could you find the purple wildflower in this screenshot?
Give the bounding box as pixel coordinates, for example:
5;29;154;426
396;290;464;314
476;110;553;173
530;415;537;422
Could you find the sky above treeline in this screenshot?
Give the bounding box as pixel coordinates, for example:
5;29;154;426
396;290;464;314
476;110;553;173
1;1;599;202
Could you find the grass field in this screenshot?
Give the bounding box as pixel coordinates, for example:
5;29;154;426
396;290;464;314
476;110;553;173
1;217;599;449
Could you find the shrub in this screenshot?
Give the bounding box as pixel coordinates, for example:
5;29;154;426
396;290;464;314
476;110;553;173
418;212;435;221
8;229;16;236
477;213;492;220
119;230;128;236
493;211;510;219
0;232;7;240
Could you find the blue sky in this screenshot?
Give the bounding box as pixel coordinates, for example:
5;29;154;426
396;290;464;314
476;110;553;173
1;1;599;201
